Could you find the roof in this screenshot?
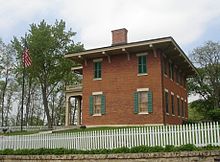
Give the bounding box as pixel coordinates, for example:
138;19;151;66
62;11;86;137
65;36;198;76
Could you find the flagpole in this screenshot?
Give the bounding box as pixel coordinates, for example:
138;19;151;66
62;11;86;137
21;35;27;132
21;59;25;132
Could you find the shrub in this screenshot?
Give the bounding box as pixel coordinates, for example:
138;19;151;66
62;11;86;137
130;145;150;153
0;144;219;155
165;145;175;152
177;144;197;151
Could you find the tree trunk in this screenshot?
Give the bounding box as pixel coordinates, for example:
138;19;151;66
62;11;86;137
51;93;55;126
5;91;12;126
1;70;9;126
41;85;52;128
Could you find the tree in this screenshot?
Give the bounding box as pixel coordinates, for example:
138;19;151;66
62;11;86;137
188;41;220;121
0;39;16;126
12;20;83;128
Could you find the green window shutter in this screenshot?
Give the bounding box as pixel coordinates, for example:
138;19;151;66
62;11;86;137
143;55;147;73
99;62;102;78
138;57;142;73
148;91;153;113
94;63;97;78
134;92;139;114
101;95;106;115
89;96;93;115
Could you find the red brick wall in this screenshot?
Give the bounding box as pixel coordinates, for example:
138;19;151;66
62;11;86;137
82;51;164;126
162;57;188;125
81;51;188;126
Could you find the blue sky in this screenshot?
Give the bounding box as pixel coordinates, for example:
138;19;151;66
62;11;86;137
0;0;220;55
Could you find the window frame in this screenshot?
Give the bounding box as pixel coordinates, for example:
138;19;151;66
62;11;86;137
181;98;184;117
134;88;153;114
169;62;174;80
89;91;105;116
171;92;175;115
165;89;169;114
138;91;148;114
163;58;168;76
138;55;147;75
94;61;102;79
177;96;180;117
93;95;102;115
93;59;102;80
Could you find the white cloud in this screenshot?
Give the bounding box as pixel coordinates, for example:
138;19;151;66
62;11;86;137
59;0;220;49
0;0;220;49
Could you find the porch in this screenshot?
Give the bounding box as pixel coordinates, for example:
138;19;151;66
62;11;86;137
65;83;82;127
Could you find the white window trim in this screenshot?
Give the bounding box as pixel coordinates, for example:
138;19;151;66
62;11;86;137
137;73;148;76
136;90;149;114
136;52;148;56
171;92;174;95
93;58;103;62
93;114;102;117
177;95;180;98
92;91;103;95
138;112;149;115
164;89;169;92
137;88;149;92
181;97;184;100
93;78;102;81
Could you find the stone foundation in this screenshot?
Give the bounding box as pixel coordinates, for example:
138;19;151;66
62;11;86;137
0;151;220;162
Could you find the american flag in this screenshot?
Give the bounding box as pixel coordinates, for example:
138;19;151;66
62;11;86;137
22;47;32;67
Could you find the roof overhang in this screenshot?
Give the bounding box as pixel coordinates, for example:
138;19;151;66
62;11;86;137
65;37;198;77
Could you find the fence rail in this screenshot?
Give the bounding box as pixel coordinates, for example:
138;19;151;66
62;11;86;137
1;122;219;150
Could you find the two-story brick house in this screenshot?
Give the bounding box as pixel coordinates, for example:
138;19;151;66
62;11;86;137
65;28;197;127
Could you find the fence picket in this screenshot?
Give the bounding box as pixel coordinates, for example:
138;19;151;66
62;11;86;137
1;122;220;150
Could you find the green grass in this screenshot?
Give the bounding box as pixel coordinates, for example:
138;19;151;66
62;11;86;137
0;130;39;136
53;126;141;134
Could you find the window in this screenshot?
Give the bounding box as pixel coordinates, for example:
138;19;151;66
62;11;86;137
177;97;180;116
134;90;153;114
94;62;101;79
94;95;101;114
165;91;169;114
138;92;148;112
181;99;184;117
169;62;174;80
171;93;175;115
176;71;180;84
163;59;168;75
89;94;105;115
184;101;187;117
138;55;147;74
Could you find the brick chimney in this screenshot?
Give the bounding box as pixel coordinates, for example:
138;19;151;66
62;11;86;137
111;28;128;46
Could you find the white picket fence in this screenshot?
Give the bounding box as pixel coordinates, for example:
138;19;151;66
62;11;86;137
1;122;219;150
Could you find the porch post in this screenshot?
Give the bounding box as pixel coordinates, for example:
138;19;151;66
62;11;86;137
77;97;82;127
65;95;71;127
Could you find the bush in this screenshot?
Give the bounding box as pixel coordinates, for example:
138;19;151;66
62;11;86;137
165;145;175;152
0;144;219;155
130;145;150;153
177;144;197;151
